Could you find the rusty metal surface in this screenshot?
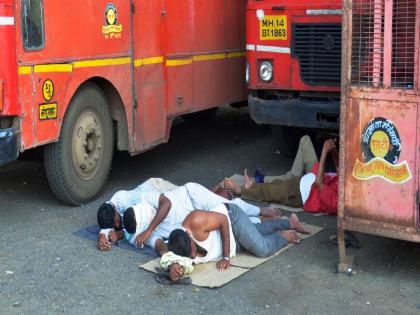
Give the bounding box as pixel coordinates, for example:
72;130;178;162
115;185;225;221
338;0;420;265
344;216;420;243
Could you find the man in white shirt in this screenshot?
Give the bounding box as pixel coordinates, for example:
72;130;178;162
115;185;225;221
123;182;283;255
97;178;177;251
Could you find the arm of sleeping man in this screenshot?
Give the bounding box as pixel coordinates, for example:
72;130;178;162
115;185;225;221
189;210;231;271
135;194;172;247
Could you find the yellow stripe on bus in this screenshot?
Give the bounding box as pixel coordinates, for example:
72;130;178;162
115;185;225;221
166;59;193;67
134;56;164;67
226;51;246;58
73;57;132;69
18;51;245;75
143;56;164;65
18;66;32;75
34;64;73;73
192;53;226;61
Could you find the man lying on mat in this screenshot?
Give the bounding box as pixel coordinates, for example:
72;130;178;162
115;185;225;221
96;179;173;251
122;182;283;256
223;137;339;215
166;203;309;281
97;181;282;252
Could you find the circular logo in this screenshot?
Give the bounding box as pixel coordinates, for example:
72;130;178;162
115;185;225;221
361;117;401;164
105;3;118;26
42;79;54;102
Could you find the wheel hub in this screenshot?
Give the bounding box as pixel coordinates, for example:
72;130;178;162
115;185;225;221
72;110;104;179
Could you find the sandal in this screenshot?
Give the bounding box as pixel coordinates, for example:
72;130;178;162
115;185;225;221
156;273;192;285
329;232;361;249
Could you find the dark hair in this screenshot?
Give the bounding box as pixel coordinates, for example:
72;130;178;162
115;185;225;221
123;207;137;234
97;203;115;229
168;229;192;257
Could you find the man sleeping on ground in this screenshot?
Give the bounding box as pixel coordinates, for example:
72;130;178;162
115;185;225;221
165;203;309;282
97;181;282;252
121;182;284;256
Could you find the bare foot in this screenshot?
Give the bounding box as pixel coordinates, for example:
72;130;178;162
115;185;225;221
244;169;254;189
289;213;310;234
260;207;282;217
280;230;300;244
223;178;241;194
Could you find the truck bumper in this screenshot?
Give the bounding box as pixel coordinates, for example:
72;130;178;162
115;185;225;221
0;127;19;166
248;94;340;130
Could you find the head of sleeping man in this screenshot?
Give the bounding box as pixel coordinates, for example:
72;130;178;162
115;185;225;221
123;202;156;236
97;203;122;230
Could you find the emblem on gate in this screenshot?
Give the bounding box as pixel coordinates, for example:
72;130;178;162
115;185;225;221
102;3;123;39
352;117;411;184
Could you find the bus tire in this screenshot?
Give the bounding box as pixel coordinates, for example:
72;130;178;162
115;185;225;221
44;83;113;205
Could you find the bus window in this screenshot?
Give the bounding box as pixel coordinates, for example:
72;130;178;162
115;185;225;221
21;0;45;50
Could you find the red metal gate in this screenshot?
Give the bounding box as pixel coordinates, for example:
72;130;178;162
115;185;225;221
338;0;419;272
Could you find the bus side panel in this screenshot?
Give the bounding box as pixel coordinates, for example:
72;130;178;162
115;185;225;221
0;0;19;115
18;73;36;150
165;0;192;117
227;55;247;104
33;73;71;144
191;0;227;111
16;1;132;63
15;1;134;149
226;0;247;104
132;0;166;152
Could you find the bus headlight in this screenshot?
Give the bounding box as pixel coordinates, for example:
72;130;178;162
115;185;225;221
259;61;273;82
245;62;250;84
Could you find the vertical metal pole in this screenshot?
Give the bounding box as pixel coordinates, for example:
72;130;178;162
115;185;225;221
338;0;351;271
414;0;420;89
382;0;393;87
372;0;383;86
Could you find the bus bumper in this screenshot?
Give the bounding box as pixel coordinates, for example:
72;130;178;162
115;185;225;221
0;127;19;166
248;94;340;130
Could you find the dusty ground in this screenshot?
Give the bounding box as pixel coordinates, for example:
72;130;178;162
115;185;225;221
0;107;419;315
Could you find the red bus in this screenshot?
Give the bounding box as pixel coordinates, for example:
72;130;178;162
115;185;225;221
0;0;247;205
246;0;341;156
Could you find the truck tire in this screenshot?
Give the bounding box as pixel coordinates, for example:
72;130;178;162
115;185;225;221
271;126;301;158
44;83;113;205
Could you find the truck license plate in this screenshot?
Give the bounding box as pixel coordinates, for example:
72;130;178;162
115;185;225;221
260;15;287;40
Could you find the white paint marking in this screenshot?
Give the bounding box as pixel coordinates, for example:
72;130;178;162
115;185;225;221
0;17;14;26
256;45;291;54
246;44;256;51
306;9;343;15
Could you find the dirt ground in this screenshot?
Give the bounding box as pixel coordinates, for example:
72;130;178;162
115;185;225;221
0;107;419;314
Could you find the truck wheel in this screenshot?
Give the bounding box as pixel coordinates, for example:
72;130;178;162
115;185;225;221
44;83;113;205
271;126;301;158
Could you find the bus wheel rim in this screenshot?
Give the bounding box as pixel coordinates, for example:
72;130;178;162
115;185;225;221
71;109;104;180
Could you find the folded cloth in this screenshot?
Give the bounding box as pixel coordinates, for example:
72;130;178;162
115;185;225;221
160;251;194;274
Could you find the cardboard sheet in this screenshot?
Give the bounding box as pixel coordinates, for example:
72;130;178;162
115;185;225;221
140;259;249;288
230;223;324;268
139;223;324;288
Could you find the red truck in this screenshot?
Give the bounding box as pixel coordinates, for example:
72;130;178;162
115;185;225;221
0;0;247;205
246;0;342;156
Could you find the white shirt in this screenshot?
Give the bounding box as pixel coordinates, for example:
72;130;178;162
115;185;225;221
146;183;261;248
191;204;236;264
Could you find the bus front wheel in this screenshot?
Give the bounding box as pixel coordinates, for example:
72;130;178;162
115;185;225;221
44;83;114;206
